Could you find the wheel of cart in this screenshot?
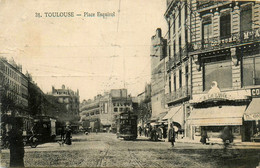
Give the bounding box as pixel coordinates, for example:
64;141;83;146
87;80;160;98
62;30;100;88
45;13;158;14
29;134;39;148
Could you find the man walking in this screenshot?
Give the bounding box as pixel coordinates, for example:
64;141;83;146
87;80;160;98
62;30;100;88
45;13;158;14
168;123;176;147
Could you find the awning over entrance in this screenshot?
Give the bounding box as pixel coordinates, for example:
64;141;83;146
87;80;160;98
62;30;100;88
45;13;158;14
188;106;246;126
162;105;183;127
150;112;168;122
244;98;260;121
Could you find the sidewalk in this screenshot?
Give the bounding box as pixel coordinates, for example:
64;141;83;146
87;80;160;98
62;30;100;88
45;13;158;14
175;137;260;148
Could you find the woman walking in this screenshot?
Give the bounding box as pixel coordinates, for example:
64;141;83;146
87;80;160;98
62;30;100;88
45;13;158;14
64;125;72;145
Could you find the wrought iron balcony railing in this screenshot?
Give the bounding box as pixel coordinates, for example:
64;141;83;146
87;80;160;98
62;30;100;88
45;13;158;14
189;28;260;52
166;85;191;103
197;0;230;10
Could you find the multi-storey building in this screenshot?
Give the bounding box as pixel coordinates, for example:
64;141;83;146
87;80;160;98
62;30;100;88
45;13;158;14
159;0;192;137
49;85;80;124
80;89;132;132
0;57;28;117
187;0;260;142
150;28;168;121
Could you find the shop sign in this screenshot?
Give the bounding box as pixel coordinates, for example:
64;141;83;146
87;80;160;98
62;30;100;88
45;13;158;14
200;92;232;102
251;88;260;98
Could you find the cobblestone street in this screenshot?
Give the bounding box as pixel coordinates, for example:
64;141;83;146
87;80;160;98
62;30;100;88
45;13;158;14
1;133;260;167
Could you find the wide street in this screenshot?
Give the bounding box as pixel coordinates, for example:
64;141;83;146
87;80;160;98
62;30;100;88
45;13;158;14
1;133;260;168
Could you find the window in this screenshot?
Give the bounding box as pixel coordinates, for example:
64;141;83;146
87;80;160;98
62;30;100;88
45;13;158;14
240;5;252;32
220;13;231;39
179;37;182;57
242;56;260;86
114;108;118;112
173;41;176;56
119;108;123;112
173;14;176;34
202;17;212;47
174;73;176;91
179;69;182;88
169;75;172;93
203;56;232;91
179;6;181;28
185;65;189;86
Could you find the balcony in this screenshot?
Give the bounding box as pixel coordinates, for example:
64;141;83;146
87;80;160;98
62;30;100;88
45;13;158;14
166;85;191;104
190;28;260;52
197;0;230;11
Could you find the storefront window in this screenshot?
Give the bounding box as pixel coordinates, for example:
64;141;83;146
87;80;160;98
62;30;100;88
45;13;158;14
203;59;232;91
242;56;260;86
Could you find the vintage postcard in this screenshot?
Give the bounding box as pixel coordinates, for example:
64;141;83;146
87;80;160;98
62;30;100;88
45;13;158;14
1;0;260;167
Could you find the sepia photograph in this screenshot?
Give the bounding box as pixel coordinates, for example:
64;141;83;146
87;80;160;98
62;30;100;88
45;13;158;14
1;0;260;167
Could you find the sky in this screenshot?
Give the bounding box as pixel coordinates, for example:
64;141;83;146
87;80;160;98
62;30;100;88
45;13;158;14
0;0;167;101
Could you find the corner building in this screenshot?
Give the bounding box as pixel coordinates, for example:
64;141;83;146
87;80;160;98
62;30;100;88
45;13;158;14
188;0;260;142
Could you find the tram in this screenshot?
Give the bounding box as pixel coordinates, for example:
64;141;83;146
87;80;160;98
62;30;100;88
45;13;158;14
116;111;137;140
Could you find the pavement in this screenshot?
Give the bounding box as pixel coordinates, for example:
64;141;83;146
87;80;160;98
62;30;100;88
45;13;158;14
138;135;260;149
1;133;260;168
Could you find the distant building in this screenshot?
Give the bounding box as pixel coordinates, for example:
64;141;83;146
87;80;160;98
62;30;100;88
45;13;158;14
150;28;168;120
48;85;80;124
79;89;132;132
134;83;152;128
0;57;28;117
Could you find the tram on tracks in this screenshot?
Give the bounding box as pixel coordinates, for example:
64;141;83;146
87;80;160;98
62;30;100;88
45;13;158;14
116;111;138;140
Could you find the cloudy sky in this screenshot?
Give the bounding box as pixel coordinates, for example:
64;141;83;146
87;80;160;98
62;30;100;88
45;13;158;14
0;0;167;101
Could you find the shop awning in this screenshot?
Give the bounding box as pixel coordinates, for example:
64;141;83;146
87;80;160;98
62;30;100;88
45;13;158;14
188;106;246;126
150;112;168;122
162;105;183;127
244;98;260;121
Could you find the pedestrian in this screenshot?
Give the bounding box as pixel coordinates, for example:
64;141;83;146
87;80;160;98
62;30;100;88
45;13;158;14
168;123;176;147
220;126;234;148
60;126;65;141
200;128;209;145
138;126;143;136
144;127;147;137
162;123;167;139
7;118;25;167
64;125;72;145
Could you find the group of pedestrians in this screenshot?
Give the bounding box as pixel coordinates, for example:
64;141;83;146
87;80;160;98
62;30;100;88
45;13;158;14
200;126;234;148
140;123;235;148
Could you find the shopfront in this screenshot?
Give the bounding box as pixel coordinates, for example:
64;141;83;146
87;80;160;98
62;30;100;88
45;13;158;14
188;83;250;142
243;88;260;142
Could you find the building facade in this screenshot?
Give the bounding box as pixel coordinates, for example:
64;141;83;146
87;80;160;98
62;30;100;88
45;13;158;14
163;0;192;137
150;28;168;120
80;89;132;132
187;0;260;142
134;83;152;128
0;57;29;117
48;85;80;124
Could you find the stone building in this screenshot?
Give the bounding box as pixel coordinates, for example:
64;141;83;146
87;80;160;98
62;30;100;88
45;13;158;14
48;85;80;124
0;57;29;116
187;0;260;142
80;89;132;132
150;28;168;121
163;0;192;137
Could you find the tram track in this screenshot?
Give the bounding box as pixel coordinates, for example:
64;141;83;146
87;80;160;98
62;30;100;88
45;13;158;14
96;143;110;167
128;149;144;168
